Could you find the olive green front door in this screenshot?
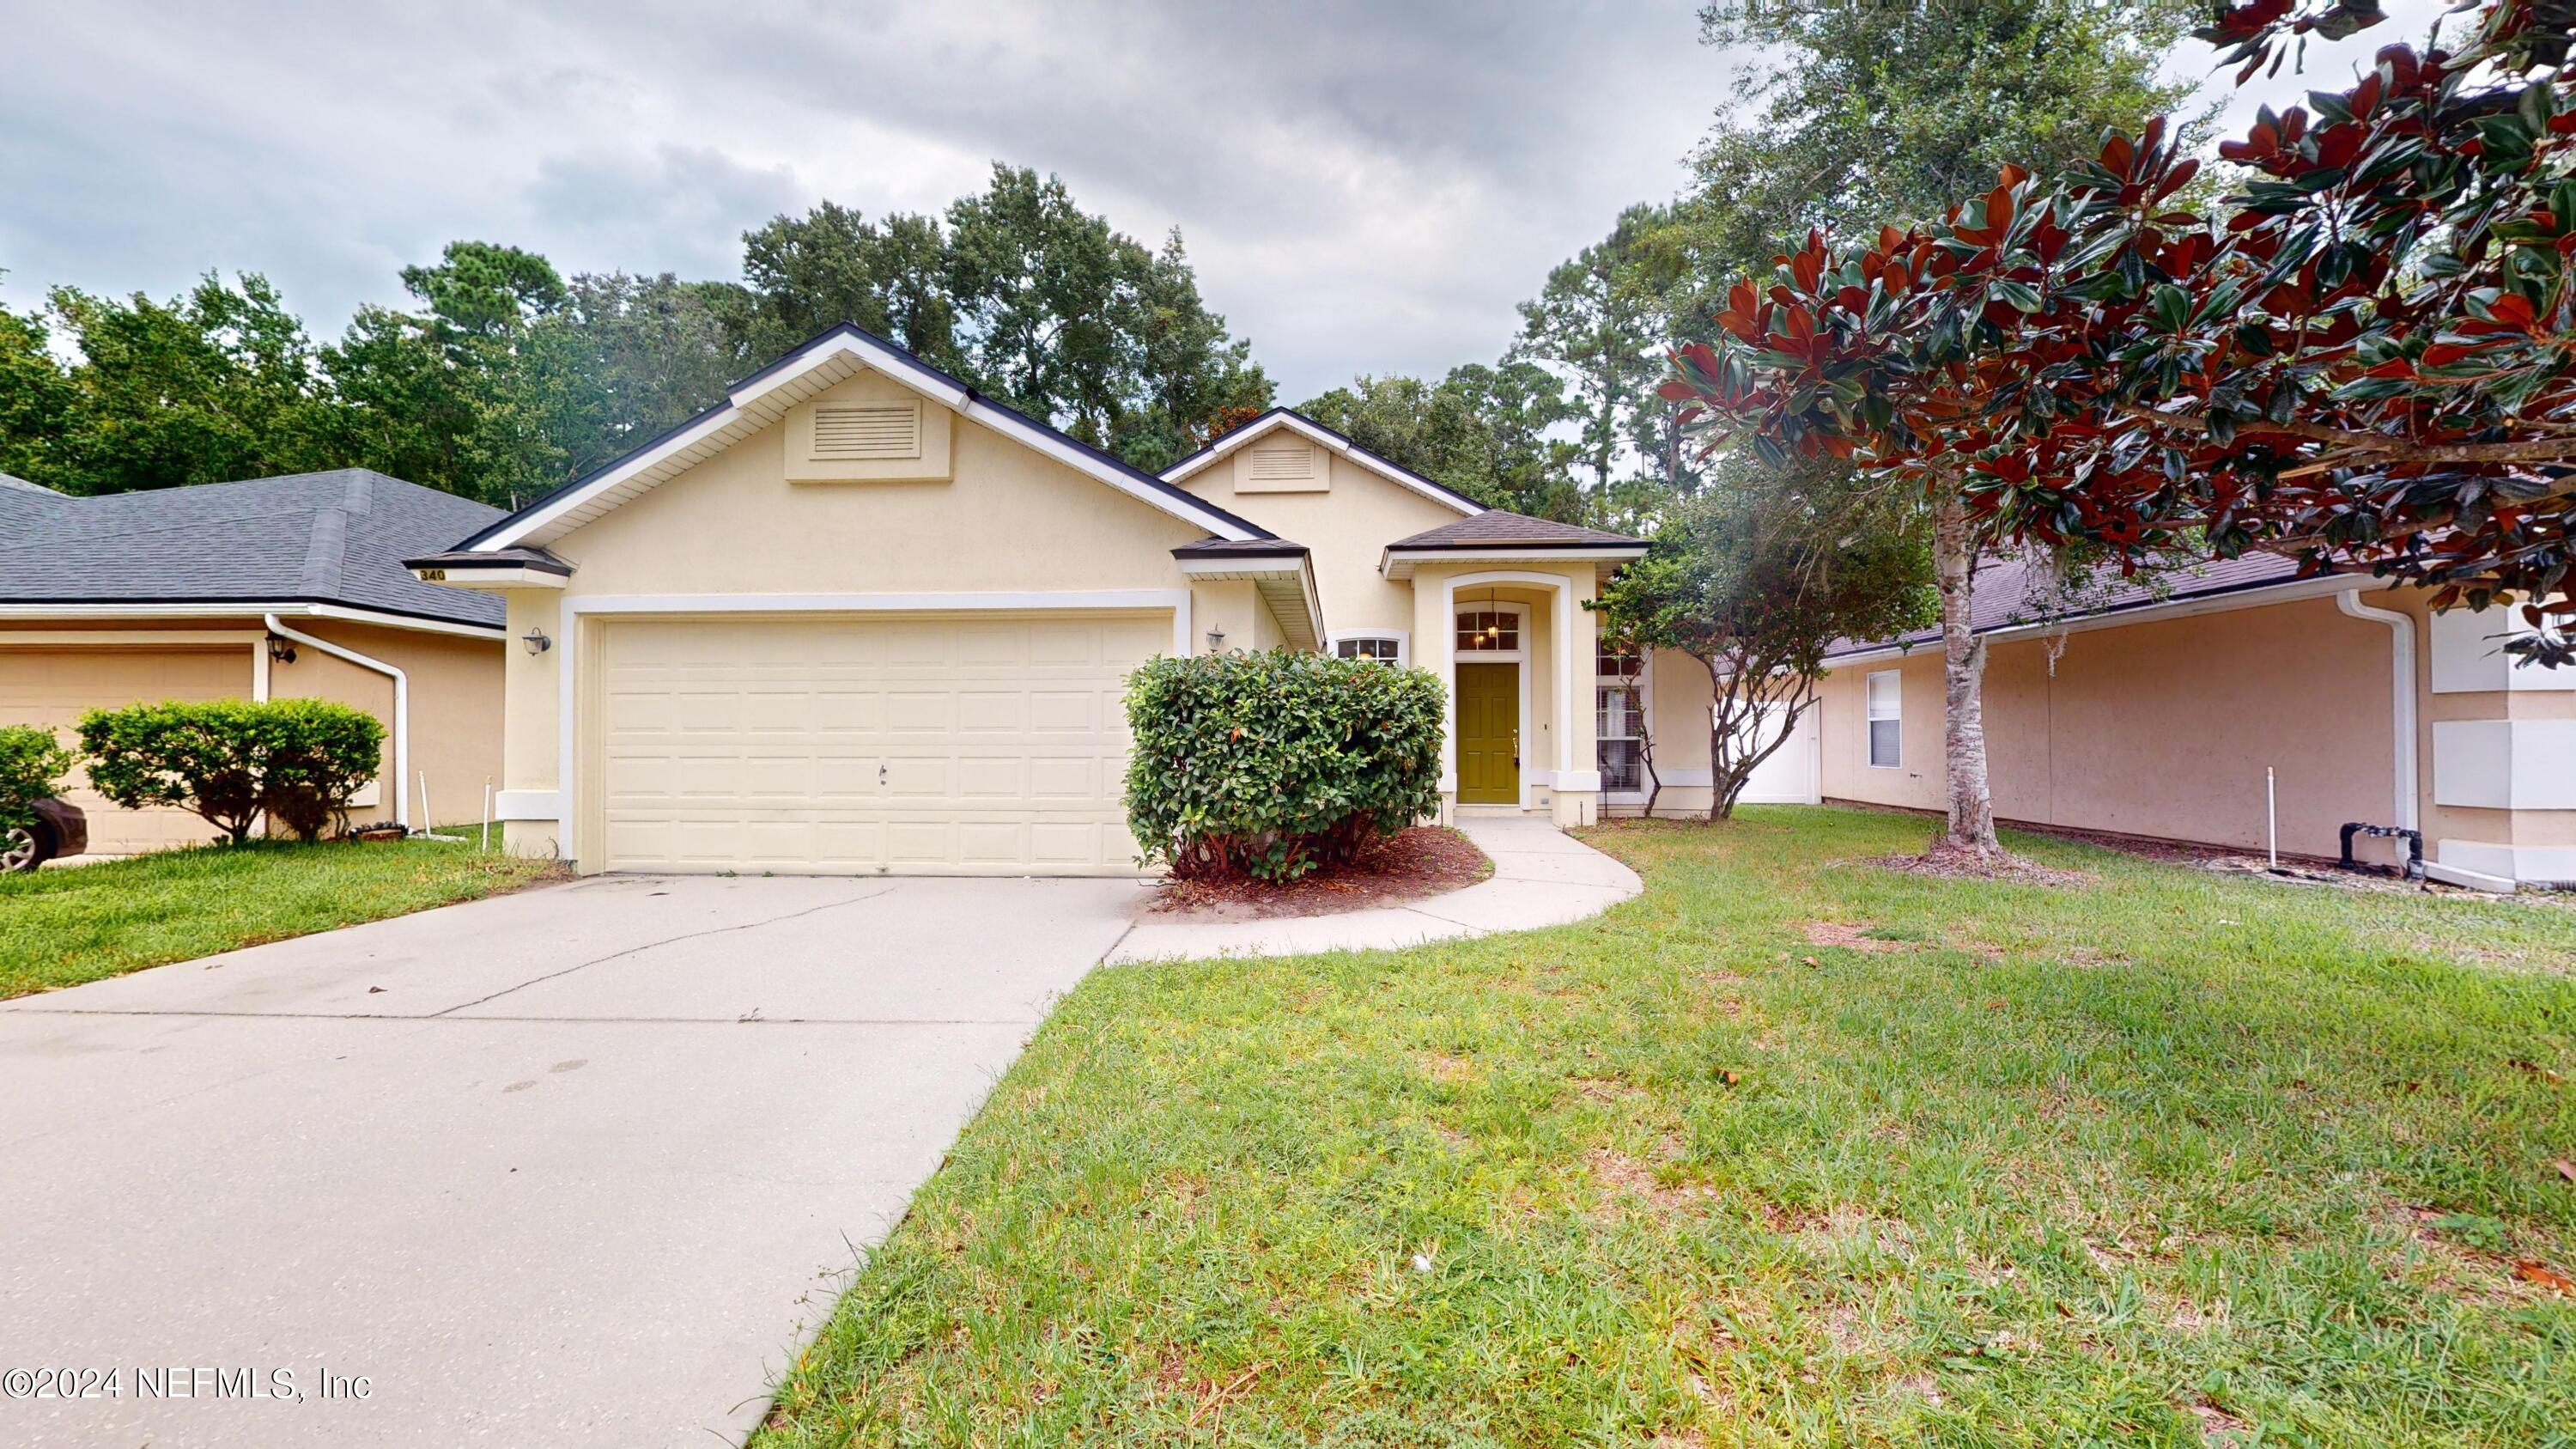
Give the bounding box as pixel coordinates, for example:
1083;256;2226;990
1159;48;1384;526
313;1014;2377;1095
1455;662;1519;805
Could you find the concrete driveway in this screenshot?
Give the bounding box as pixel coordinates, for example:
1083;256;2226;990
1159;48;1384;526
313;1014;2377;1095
0;872;1145;1447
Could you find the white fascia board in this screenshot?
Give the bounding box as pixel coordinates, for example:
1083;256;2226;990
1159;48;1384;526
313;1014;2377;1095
407;564;566;591
0;600;502;640
0;629;266;646
730;332;969;412
1820;573;2363;668
478;334;1261;552
472;402;744;551
1173;554;1309;577
1167;413;1482;516
1174;555;1327;647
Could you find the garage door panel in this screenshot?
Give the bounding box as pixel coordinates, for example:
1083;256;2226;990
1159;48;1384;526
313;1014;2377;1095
594;612;1160;874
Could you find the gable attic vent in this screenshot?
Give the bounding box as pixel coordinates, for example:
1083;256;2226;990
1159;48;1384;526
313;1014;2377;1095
812;403;922;460
1247;442;1315;482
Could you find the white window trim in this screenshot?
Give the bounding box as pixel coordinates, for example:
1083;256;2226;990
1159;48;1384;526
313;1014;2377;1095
1452;605;1529;663
1327;630;1410;667
1596;646;1650;805
1864;668;1903;770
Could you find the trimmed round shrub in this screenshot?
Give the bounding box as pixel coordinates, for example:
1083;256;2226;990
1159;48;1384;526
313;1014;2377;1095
79;698;388;843
1124;648;1444;882
0;724;73;836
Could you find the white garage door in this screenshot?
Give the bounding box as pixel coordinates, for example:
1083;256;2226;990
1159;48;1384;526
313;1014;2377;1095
591;612;1167;874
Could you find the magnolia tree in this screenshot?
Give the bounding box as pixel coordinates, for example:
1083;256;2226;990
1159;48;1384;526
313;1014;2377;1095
1594;456;1934;821
1664;0;2576;859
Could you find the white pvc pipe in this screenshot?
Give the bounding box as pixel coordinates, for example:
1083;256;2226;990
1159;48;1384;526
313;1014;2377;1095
2336;588;2419;831
2267;765;2278;869
264;613;409;830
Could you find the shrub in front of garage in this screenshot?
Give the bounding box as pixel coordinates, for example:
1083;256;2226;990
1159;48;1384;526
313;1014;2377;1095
0;725;72;837
1124;648;1444;882
78;698;388;844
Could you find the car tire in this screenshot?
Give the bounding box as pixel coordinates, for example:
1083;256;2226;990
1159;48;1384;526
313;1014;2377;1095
2;821;54;873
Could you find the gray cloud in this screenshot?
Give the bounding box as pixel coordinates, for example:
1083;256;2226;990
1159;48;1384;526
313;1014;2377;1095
0;0;1722;399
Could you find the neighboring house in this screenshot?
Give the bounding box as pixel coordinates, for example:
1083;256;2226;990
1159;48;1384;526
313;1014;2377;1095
404;325;1653;876
1810;553;2576;887
0;469;509;855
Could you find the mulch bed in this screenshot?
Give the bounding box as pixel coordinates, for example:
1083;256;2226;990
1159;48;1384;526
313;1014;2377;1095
1145;825;1492;921
1865;831;2097;886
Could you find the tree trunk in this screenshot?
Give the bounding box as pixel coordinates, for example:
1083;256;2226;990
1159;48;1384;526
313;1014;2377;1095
1932;491;2002;856
1705;657;1730;824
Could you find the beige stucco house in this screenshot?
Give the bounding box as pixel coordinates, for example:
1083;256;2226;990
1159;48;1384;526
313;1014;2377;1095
406;325;1648;876
0;469;507;855
1804;553;2576;889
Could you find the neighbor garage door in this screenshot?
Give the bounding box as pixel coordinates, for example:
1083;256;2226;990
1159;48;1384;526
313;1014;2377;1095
591;612;1167;874
0;646;251;855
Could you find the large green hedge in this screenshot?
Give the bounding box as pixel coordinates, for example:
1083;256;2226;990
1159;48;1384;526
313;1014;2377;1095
0;725;72;837
1123;648;1445;882
79;698;387;843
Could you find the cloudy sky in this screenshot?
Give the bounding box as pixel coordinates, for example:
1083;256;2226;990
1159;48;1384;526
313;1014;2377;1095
0;0;2451;404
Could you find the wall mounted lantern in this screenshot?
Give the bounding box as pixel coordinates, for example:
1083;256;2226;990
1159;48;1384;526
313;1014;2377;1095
521;626;553;657
1205;624;1227;654
265;635;297;665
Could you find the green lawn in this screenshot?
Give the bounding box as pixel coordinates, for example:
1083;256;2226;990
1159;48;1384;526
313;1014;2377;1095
0;832;563;998
757;807;2576;1447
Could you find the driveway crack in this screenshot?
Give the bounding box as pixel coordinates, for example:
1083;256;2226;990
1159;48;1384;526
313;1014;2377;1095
428;885;902;1017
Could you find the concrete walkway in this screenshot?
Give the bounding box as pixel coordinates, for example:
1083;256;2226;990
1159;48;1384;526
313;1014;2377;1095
1108;813;1640;963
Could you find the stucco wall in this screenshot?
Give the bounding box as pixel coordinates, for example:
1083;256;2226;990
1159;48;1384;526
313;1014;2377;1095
0;616;501;855
1175;437;1467;644
0;629;257;855
2399;591;2576;877
549;410;1209;598
488;397;1224;859
289;620;505;831
1816;594;2397;859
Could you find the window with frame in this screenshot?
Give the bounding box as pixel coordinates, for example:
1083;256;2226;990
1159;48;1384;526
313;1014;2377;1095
1455;610;1519;652
1596;641;1645;793
1865;670;1902;768
1334;636;1401;664
1596;683;1644;792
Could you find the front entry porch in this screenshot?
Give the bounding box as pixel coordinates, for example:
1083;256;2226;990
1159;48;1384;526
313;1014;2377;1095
1404;566;1610;829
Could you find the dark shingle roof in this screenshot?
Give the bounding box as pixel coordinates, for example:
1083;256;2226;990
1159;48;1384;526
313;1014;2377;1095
1171;537;1310;557
1388;510;1646;550
1824;551;2305;660
0;470;506;628
402;545;574;575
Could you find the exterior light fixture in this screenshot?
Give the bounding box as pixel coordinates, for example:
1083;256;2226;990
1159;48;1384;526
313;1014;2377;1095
522;626;553;657
265;635;297;665
1205;624;1227;654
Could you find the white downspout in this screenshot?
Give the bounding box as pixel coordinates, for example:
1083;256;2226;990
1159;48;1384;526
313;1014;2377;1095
264;613;409;830
2336;588;2417;832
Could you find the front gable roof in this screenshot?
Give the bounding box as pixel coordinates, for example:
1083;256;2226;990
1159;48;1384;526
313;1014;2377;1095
1159;408;1485;516
459;324;1271;552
